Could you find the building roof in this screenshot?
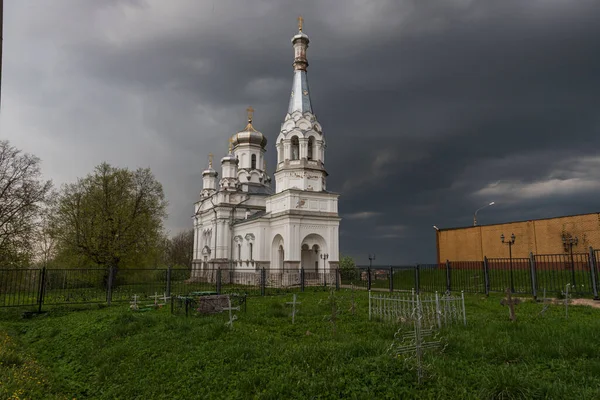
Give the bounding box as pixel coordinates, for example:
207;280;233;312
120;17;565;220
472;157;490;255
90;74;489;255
438;211;600;231
288;70;313;114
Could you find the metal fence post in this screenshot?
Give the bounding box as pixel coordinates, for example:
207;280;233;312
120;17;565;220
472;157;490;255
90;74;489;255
529;252;538;300
445;260;451;293
483;257;490;296
37;267;46;313
368;290;372;320
216;268;222;295
301;268;305;292
335;269;340;290
106;266;114;306
260;268;266;296
367;268;372;291
389;267;394;293
166;266;172;298
589;247;599;300
415;265;420;294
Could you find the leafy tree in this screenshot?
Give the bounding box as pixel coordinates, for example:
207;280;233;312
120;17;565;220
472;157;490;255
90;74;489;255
51;163;167;271
164;229;194;268
0;140;53;267
339;255;359;281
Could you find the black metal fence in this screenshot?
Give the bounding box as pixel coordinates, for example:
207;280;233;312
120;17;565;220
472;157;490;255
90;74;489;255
351;247;600;300
0;267;340;311
2;247;599;311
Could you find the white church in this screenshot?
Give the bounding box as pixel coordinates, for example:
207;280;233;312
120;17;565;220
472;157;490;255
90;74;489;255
192;20;340;282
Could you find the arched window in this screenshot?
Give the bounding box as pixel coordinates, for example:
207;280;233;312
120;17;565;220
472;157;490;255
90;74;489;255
237;244;241;260
307;137;314;160
279;139;284;161
291;136;299;160
249;243;253;260
278;245;284;269
251;154;256;169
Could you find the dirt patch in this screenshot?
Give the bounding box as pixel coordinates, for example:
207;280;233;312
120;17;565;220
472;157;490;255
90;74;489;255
517;297;600;309
570;298;600;309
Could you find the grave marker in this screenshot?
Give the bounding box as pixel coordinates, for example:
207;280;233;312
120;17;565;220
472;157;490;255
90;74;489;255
537;288;551;317
148;292;162;307
286;294;301;324
389;296;444;384
223;297;240;328
129;294;139;310
500;288;521;322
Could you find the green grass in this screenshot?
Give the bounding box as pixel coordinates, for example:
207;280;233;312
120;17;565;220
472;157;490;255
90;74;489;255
1;291;600;399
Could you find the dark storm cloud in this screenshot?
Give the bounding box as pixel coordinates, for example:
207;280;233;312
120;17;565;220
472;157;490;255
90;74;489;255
2;0;600;264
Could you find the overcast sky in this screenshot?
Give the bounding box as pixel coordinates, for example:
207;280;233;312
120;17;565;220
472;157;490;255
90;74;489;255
2;0;600;265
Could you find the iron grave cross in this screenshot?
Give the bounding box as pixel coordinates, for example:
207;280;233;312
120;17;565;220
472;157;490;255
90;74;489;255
286;294;301;324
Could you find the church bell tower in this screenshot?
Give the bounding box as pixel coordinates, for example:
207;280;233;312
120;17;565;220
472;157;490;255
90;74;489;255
274;17;327;193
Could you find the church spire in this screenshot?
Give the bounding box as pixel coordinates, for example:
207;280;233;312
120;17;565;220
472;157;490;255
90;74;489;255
288;16;312;114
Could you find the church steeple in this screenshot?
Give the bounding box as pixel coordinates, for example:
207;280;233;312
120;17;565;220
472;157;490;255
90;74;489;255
288;16;312;114
275;18;327;194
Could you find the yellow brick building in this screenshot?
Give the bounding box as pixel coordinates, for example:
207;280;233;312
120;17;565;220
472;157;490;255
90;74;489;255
436;212;600;263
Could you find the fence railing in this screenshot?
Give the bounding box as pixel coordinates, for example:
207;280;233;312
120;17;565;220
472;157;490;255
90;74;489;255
368;290;466;328
352;246;600;300
0;267;340;311
2;247;599;311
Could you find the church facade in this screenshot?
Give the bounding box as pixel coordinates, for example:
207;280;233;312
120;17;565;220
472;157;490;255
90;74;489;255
192;21;340;280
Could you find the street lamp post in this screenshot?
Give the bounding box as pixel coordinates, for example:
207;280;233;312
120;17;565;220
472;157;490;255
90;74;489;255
562;235;578;287
367;254;376;290
501;233;516;293
368;253;376;269
474;202;495;226
320;253;329;272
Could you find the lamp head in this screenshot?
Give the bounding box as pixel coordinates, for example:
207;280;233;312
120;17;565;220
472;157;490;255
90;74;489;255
511;233;516;244
500;233;505;243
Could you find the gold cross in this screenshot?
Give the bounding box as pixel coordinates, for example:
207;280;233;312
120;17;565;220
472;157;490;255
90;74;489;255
298;16;303;32
228;137;233;152
246;106;254;123
208;153;213;168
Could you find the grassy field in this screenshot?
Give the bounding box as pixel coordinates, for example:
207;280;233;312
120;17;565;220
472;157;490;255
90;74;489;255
1;291;600;399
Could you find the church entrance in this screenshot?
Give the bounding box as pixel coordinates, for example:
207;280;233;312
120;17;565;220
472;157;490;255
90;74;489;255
300;233;327;272
301;244;318;271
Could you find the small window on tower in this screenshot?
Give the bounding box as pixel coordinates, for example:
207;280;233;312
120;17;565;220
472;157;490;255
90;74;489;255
307;137;314;160
291;136;299;160
251;154;256;169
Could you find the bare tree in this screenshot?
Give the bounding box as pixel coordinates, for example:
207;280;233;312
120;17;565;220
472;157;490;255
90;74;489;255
0;140;52;266
51;162;167;271
33;194;58;267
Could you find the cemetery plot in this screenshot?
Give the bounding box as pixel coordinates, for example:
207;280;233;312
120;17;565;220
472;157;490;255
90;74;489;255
369;290;466;328
170;292;247;317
